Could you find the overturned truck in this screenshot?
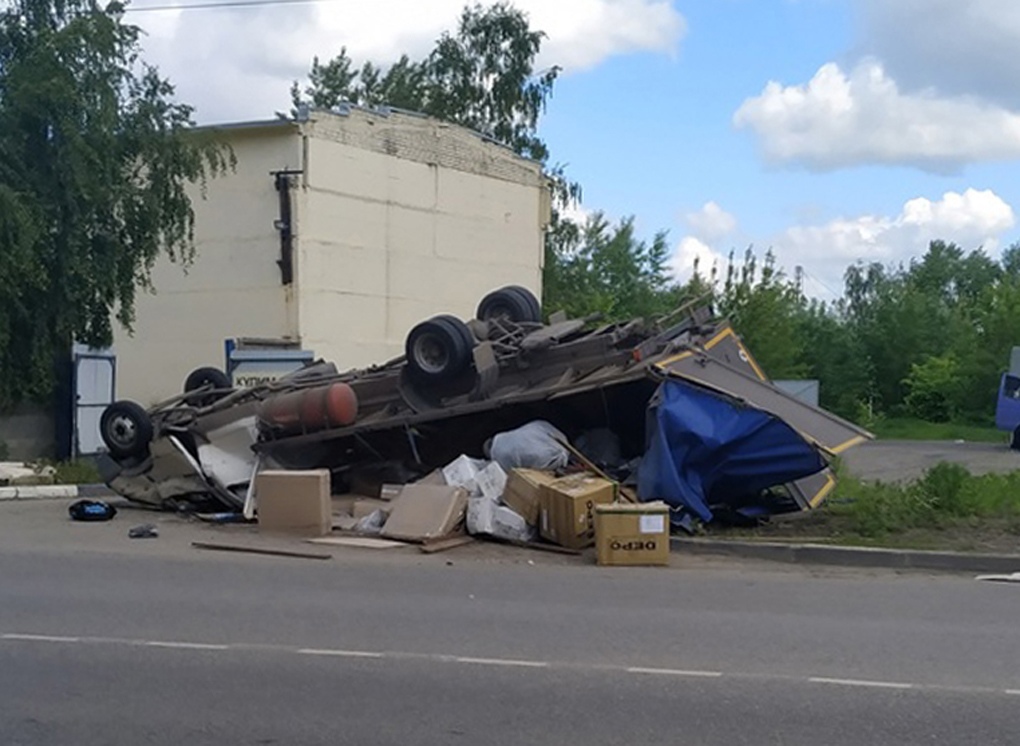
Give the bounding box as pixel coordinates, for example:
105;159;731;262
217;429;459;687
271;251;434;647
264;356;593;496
98;286;871;527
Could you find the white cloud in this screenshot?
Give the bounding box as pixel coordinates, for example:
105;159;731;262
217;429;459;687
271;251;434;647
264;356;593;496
671;189;1016;297
684;201;736;242
778;188;1015;293
668;236;729;284
130;0;686;124
733;61;1020;171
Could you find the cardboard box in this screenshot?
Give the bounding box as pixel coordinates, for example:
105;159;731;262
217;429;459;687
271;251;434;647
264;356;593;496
539;474;616;549
594;502;670;566
380;484;469;542
256;469;331;536
352;498;394;519
502;469;558;526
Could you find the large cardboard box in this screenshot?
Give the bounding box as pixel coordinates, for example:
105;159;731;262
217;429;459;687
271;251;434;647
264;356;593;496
594;502;670;566
256;469;331;536
380;484;469;542
539;474;616;549
502;469;558;526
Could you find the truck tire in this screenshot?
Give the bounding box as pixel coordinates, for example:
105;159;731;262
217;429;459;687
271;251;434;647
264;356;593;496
476;286;542;323
1010;426;1020;451
183;366;232;405
405;315;473;382
100;400;154;460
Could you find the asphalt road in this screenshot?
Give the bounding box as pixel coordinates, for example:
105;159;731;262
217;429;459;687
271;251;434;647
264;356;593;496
3;501;1020;745
841;439;1020;482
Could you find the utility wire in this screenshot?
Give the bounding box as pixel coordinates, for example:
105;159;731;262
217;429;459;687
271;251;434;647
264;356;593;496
125;0;336;11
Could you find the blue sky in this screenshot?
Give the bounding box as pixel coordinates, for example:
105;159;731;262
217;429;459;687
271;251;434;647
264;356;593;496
129;0;1020;299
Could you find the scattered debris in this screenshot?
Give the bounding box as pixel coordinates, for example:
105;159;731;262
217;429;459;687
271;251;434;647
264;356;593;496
975;572;1020;583
94;290;877;563
191;541;332;560
128;523;159;539
68;499;117;522
420;535;476;554
308;537;408;549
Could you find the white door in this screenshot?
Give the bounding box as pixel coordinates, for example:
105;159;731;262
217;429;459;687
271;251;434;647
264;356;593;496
74;347;116;456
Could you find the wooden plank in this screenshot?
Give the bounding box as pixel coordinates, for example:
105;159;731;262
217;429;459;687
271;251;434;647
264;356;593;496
420;535;477;554
308;537;409;549
191;541;332;560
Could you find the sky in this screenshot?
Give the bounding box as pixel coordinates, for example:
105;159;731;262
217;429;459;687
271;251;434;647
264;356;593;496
125;0;1020;300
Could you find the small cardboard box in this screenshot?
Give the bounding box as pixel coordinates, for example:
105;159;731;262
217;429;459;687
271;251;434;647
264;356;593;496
256;469;331;536
380;484;469;542
502;469;558;526
539;474;616;549
594;502;670;566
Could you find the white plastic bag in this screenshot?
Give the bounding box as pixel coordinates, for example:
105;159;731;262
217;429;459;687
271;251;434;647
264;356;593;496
488;420;570;472
355;509;387;535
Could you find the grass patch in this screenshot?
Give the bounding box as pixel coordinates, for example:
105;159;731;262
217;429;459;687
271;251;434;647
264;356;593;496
43;459;101;485
710;462;1020;552
870;417;1003;443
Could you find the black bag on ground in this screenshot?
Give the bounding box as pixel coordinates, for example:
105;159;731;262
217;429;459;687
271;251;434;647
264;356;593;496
68;499;117;522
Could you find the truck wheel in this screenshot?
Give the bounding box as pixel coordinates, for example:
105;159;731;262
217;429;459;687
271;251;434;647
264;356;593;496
100;401;154;460
183;367;232;405
1010;427;1020;451
405;315;473;382
476;286;542;323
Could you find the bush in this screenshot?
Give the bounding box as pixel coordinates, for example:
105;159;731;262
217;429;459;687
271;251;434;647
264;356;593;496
902;354;962;423
827;462;1020;537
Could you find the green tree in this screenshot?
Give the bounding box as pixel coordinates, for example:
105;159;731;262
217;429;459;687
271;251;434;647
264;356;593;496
293;2;558;162
542;213;679;321
902;354;962;422
717;249;808;380
0;0;230;408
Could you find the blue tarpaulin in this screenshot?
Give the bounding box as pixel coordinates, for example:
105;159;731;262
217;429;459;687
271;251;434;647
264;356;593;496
637;378;827;523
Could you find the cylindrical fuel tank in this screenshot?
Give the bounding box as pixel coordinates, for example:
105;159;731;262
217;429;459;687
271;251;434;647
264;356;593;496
257;383;358;436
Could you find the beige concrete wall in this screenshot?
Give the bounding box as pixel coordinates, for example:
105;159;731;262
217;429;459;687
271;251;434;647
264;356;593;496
113;124;303;405
296;108;548;369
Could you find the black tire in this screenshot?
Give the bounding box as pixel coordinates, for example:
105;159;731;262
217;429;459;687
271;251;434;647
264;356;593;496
100;400;154;460
184;366;232;394
476;285;542;323
183;366;232;405
506;285;542;321
405;315;473;382
1010;427;1020;451
432;313;477;349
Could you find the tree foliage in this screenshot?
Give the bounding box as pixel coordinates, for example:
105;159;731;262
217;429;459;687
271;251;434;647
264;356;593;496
0;0;231;407
292;2;558;162
543;213;678;321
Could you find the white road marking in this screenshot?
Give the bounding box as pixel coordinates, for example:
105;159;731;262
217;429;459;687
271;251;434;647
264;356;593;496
0;631;1013;696
2;633;80;643
144;641;230;650
297;648;384;659
809;677;913;690
455;656;549;668
627;667;723;678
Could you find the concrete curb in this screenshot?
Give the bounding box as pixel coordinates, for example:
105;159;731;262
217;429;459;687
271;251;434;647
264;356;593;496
672;537;1020;574
0;484;115;501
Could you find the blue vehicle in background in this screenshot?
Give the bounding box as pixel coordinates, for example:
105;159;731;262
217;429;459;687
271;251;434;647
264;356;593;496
995;358;1020;449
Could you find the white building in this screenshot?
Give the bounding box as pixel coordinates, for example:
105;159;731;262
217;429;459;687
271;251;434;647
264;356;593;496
113;106;551;405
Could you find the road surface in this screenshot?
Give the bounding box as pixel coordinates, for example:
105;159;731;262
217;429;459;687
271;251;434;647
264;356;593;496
2;500;1020;744
842;439;1020;482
